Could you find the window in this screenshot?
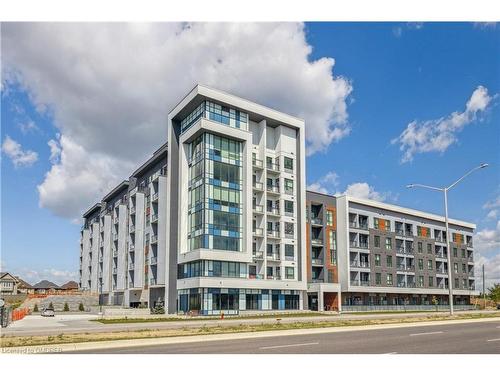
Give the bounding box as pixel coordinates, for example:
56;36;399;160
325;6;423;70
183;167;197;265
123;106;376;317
417;225;430;237
462;263;466;273
417;242;423;253
329;230;337;266
386;273;393;286
454;263;458;272
284;222;294;237
462;279;467;289
461;248;466;258
375;254;381;267
454;278;459;288
376;273;382;286
386;255;393;267
428;276;434;287
418;259;424;271
285;244;294;259
284;200;294;215
418;276;424;287
326;211;334;226
374;218;390;231
427;260;433;270
374;235;380;248
427;243;432;254
453;248;458;257
285;267;294;279
284;178;294;194
385;237;392;250
283;156;293;172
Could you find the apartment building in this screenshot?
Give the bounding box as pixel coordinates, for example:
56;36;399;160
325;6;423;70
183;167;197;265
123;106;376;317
79;144;167;309
167;85;307;315
80;85;478;314
335;195;478;309
305;191;341;312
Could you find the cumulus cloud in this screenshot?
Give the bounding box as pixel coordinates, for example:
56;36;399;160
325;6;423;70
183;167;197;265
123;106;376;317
307;171;339;194
392;86;493;163
1;23;353;220
474;253;500;291
475;220;500;255
47;137;61;163
483;196;500;220
18;119;39;134
344;182;393;202
1;135;38;167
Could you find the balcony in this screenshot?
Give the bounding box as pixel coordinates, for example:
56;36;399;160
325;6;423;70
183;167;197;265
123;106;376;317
267;230;280;239
151;213;158;223
351;280;370;287
350;241;368;249
266;162;280;173
152;192;159;202
113;216;119;224
112;267;117;275
311;238;323;246
98;271;103;278
397;264;415;272
128;263;135;271
311;217;323;226
129;281;134;288
253;228;264;237
266;275;281;280
266;253;281;261
150;256;158;265
150;278;156;286
350;222;369;230
267;207;280;216
350;261;370;268
130;224;135;233
253;182;264;191
252;158;263;169
266;185;280;194
253;251;264;260
253;204;264;214
112;249;118;257
249;274;264;280
130;206;136;215
311;258;324;266
151;234;158;244
112;233;118;241
129;244;135;252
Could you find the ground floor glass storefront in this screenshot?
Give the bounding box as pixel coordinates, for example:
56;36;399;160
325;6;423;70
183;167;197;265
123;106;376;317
178;288;300;315
343;292;471;306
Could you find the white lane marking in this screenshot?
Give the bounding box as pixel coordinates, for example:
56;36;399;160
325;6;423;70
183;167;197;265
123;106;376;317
409;331;443;336
383;352;398;354
259;342;319;350
487;338;500;342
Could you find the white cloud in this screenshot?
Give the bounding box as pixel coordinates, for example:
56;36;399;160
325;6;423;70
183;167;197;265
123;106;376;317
18;119;39;134
475;220;500;255
1;135;38;167
344;182;392;202
473;22;497;29
474;253;500;291
392;86;493;163
2;23;353;220
47;137;61;163
307;171;339;194
483;196;500;220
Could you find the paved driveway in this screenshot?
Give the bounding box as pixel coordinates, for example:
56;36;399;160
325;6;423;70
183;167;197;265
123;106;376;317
3;314;100;333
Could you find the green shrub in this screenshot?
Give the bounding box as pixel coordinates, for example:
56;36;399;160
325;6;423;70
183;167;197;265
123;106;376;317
33;304;39;312
78;302;84;311
63;302;69;312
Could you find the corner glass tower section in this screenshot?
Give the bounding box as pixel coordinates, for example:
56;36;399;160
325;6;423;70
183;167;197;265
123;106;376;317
188;132;243;252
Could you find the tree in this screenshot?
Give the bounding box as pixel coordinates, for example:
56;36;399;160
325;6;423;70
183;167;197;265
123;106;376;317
63;302;69;312
488;283;500;302
33;304;39;312
78;302;84;312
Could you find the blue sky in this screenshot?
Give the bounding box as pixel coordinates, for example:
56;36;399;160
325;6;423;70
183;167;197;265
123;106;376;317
1;22;499;287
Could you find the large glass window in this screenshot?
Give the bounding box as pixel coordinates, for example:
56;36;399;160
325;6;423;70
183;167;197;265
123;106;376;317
285;267;295;279
285;244;294;259
283;157;293;171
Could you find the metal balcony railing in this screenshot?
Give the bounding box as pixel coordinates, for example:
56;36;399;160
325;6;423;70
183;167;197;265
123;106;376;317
253;228;264;236
130;206;136;215
311;217;323;225
253;251;264;260
267;207;280;216
266;162;280;172
311;238;323;245
252;158;263;168
151;213;158;222
253;204;264;213
112;267;117;275
350;261;370;268
266;185;280;193
128;263;135;270
150;256;158;265
112;249;118;257
253;182;264;190
151;235;158;243
311;258;324;265
152;192;159;201
130;224;135;233
267;230;280;238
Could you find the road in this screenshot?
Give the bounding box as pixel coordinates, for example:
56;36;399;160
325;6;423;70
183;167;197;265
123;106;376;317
71;320;500;354
3;310;498;337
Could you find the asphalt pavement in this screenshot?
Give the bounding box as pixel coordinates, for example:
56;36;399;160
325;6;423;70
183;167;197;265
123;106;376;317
70;319;500;354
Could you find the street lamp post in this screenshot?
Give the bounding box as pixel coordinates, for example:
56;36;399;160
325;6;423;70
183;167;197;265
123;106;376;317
407;163;488;315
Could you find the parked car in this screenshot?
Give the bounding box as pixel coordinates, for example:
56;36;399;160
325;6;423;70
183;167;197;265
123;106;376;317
497;303;500;310
41;307;55;317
